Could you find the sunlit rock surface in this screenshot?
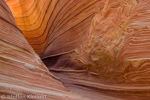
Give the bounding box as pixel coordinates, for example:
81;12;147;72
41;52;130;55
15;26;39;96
5;0;150;100
0;0;86;100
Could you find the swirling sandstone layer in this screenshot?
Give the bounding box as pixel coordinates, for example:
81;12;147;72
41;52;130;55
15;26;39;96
0;0;86;100
6;0;150;100
6;0;104;55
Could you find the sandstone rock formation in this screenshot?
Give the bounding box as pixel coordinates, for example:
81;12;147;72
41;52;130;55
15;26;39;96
4;0;150;100
0;0;86;100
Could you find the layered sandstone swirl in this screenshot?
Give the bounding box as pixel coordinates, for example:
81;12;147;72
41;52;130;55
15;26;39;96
1;0;150;99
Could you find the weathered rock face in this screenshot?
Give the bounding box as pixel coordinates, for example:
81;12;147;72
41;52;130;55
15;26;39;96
83;0;150;84
0;0;86;100
5;0;150;99
87;0;150;85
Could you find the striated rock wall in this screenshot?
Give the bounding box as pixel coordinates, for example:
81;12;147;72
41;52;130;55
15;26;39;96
6;0;104;55
5;0;150;99
0;0;86;99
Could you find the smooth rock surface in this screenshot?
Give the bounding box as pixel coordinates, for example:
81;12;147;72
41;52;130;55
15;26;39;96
0;0;87;100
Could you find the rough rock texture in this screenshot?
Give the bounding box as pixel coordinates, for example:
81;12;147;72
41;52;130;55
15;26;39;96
5;0;150;100
0;0;86;100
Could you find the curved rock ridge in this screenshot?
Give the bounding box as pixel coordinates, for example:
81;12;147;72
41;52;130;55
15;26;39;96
6;0;104;55
5;0;150;100
0;0;86;100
